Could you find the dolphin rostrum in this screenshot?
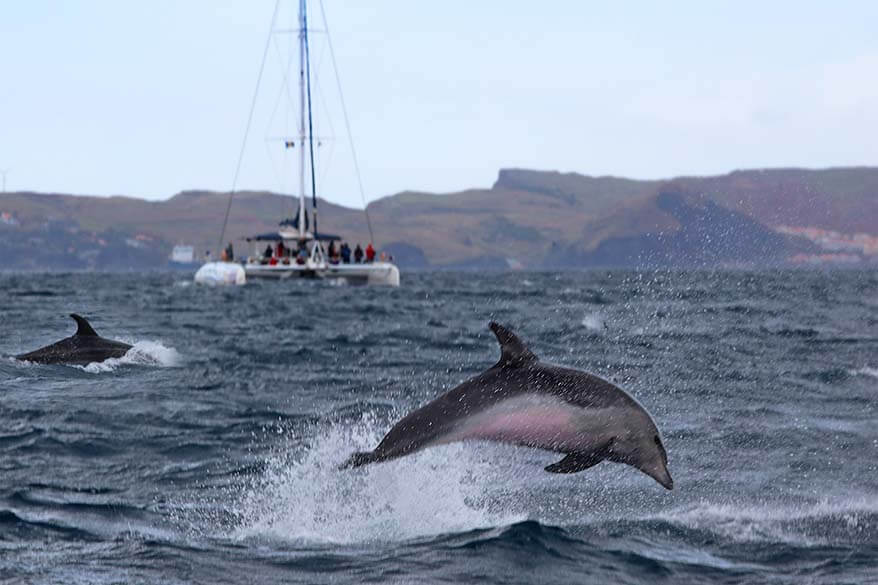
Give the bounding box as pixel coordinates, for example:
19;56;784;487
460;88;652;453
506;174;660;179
344;322;673;489
16;314;132;366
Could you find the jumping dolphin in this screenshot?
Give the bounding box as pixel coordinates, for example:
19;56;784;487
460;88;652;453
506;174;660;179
16;314;132;366
344;322;673;489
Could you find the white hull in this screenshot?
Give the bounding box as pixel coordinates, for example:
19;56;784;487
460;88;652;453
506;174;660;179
194;261;246;286
330;262;400;286
245;261;399;286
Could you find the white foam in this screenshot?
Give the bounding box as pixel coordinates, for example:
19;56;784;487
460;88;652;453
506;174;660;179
649;496;878;545
581;312;605;331
227;416;526;545
78;340;181;373
850;366;878;380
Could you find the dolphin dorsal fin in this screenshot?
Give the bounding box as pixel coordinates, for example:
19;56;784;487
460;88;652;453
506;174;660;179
70;314;98;337
489;321;537;367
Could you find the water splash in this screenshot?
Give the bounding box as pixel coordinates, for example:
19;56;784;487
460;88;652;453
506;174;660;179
78;340;181;373
581;312;605;331
225;417;526;545
850;366;878;380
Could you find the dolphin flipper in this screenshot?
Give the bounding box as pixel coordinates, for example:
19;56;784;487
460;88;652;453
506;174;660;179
70;314;98;337
489;321;537;367
544;451;605;474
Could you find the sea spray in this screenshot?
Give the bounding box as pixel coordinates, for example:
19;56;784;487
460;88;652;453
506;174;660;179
581;312;605;332
226;414;527;544
79;340;181;373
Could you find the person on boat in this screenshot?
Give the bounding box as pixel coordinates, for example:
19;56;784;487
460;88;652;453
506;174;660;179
224;242;234;262
276;241;286;258
365;242;376;263
296;245;308;265
263;244;273;259
328;241;338;263
340;242;351;264
354;244;364;263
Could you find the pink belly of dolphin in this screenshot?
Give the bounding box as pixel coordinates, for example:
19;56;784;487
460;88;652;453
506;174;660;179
431;395;595;452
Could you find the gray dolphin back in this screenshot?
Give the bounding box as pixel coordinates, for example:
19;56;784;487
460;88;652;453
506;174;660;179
343;322;541;468
15;314;132;365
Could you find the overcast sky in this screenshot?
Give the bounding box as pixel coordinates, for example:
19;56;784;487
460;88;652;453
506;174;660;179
1;0;876;206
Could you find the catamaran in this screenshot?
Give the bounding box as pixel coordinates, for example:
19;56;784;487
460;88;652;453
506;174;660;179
195;0;399;286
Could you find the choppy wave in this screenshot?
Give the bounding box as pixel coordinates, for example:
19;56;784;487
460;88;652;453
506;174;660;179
2;270;876;584
197;414;878;553
648;498;878;546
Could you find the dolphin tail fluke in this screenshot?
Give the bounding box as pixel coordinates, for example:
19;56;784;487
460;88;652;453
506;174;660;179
340;450;379;470
70;314;98;337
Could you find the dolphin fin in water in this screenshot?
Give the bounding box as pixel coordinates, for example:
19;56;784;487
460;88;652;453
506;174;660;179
70;313;98;336
489;321;537;367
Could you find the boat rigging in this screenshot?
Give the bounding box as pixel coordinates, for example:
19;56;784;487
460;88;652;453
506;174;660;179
196;0;398;286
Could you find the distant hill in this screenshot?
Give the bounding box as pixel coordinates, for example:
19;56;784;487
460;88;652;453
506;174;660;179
546;186;817;268
0;166;875;270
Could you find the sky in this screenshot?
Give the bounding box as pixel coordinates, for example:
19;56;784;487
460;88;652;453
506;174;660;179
1;0;876;207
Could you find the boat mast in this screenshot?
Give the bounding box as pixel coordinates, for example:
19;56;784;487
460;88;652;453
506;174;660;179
303;0;319;239
297;0;307;239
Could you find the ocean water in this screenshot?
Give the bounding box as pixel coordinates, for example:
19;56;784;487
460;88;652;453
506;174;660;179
0;270;876;584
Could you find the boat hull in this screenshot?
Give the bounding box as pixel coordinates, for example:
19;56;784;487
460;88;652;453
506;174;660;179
194;261;246;286
244;261;399;286
329;263;400;286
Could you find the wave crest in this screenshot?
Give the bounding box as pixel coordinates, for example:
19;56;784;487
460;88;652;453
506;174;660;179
650;498;878;545
850;366;878;380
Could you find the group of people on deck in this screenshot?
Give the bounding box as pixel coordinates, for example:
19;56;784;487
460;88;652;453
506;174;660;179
327;241;375;264
256;240;378;265
261;240;310;265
